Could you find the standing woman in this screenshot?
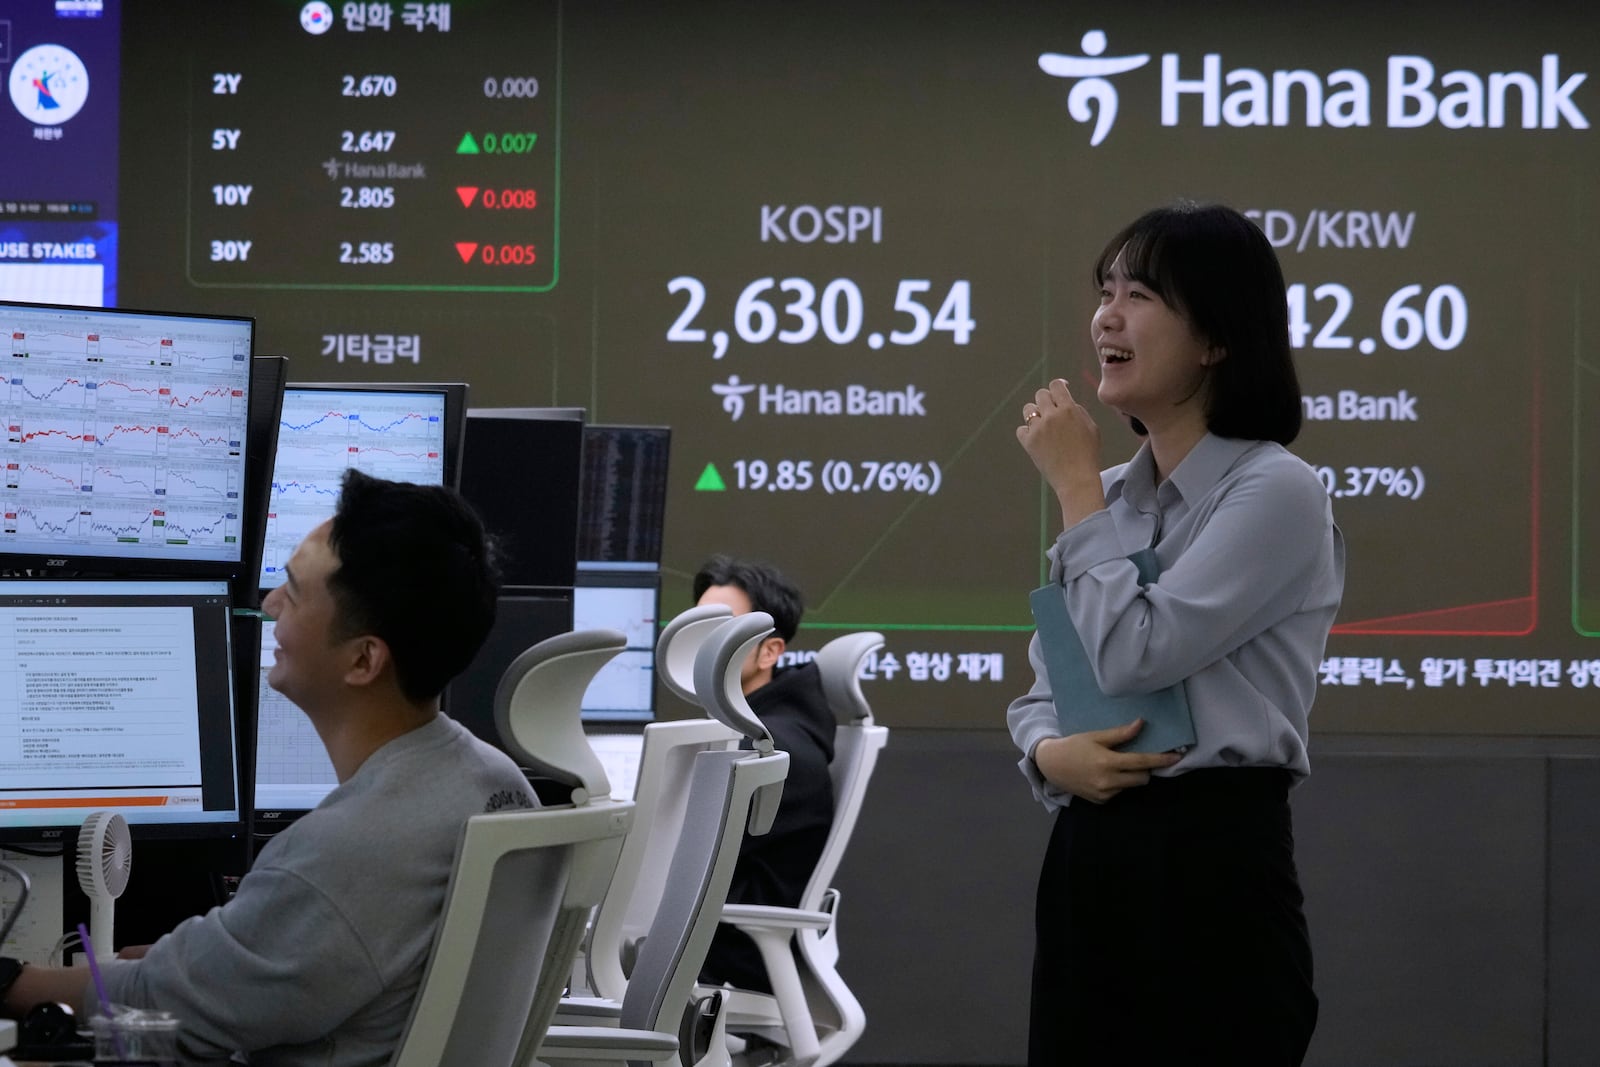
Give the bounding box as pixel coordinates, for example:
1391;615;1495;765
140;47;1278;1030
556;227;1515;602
1008;202;1344;1066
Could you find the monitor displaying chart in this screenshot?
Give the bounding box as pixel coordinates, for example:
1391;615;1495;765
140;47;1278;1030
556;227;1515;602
258;384;459;589
572;569;659;722
0;300;253;575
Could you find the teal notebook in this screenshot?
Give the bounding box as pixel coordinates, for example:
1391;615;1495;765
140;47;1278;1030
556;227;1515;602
1028;547;1196;754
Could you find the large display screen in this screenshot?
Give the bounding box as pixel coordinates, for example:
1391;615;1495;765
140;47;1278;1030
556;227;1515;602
0;0;120;305
2;1;1597;734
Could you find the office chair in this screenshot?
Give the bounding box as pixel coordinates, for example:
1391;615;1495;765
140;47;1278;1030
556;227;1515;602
494;627;630;805
484;627;691;1064
580;604;742;1001
491;627;639;996
388;803;634;1067
712;630;889;1067
537;612;792;1067
656;602;735;705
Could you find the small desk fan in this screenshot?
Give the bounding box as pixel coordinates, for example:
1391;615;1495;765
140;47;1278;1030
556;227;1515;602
76;811;132;962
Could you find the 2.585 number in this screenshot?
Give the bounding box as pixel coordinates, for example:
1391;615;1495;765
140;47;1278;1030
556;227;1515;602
339;241;395;265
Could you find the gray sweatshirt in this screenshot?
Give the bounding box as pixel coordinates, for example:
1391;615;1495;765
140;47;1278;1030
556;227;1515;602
98;713;534;1066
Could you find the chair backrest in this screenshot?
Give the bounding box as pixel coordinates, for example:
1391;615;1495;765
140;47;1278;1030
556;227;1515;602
798;631;890;914
584;609;744;1000
618;614;790;1033
692;612;784;831
390;803;634;1067
584;717;739;999
654;602;733;706
493;628;628;804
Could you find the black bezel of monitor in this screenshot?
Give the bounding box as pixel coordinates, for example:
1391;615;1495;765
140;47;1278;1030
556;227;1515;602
0;577;244;846
235;356;288;610
0;300;256;581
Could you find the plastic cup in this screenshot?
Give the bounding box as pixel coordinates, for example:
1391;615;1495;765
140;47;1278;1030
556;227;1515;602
91;1005;180;1066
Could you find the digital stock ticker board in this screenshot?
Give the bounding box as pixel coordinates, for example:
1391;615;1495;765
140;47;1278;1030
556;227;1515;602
3;0;1599;733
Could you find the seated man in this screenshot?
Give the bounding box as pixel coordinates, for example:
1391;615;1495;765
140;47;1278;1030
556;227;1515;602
693;555;835;993
0;470;535;1066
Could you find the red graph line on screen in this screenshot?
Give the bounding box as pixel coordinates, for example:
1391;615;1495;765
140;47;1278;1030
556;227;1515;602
1332;310;1541;638
19;463;78;490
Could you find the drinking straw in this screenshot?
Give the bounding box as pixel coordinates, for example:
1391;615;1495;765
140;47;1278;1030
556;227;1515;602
78;922;127;1060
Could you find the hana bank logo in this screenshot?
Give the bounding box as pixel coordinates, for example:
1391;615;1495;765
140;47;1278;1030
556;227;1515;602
714;375;757;421
1041;32;1590;144
1038;30;1149;146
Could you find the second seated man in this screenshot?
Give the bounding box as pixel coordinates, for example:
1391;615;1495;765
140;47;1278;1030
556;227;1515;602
692;554;835;994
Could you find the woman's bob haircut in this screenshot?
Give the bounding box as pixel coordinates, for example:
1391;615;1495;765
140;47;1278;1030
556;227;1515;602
1093;202;1302;445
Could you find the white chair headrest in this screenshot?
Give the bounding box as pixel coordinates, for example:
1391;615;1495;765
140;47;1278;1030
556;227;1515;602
692;613;776;748
493;628;627;803
813;631;885;726
655;603;734;705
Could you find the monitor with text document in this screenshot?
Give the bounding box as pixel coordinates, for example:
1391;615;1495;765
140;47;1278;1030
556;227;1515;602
0;301;255;579
577;424;671;568
0;578;242;844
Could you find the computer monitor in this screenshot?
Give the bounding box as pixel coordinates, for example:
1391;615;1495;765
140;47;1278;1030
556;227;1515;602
577;424;671;568
257;382;467;589
441;591;573;755
572;568;660;723
0;300;254;578
251;618;338;822
0;578;243;844
585;730;645;803
458;408;583;591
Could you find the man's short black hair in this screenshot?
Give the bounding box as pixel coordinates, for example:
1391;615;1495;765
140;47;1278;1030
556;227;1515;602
326;469;500;702
692;554;804;643
1094;201;1302;445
